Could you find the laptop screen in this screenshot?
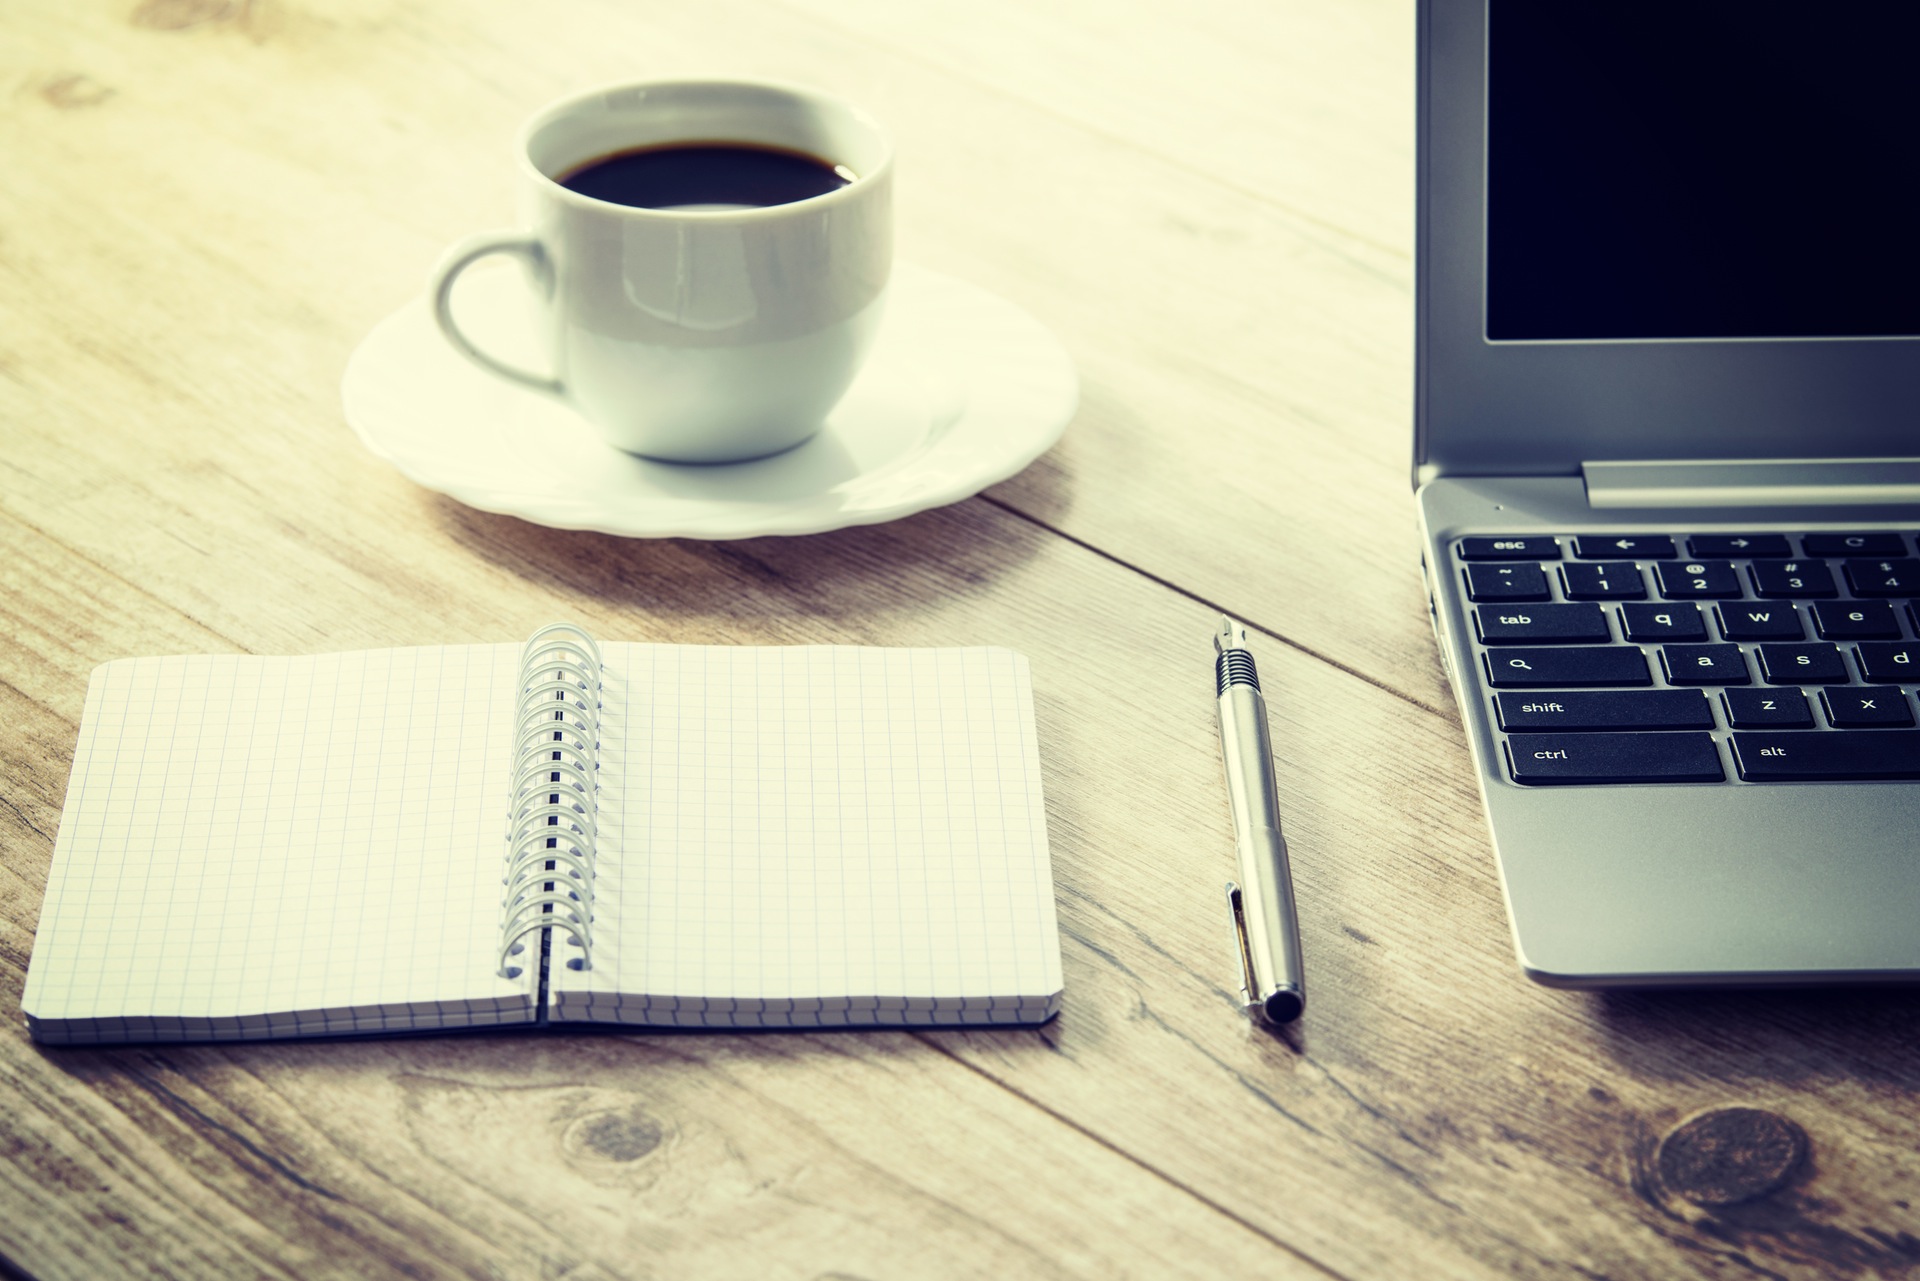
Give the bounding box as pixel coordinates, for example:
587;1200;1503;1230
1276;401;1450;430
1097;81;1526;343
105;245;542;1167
1485;1;1920;343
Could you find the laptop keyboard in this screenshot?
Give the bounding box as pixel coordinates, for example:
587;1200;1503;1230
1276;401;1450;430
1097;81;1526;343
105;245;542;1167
1454;532;1920;784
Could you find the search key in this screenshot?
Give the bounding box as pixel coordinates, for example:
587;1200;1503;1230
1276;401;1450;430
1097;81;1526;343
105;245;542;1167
1484;647;1651;687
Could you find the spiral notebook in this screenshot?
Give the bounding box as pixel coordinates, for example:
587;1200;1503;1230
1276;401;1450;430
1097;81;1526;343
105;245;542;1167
22;625;1063;1045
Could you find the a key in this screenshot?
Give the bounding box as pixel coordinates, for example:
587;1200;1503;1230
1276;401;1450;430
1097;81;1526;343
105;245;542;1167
1464;563;1550;601
1573;535;1675;560
1661;644;1750;685
1687;534;1792;558
1484;647;1651;687
1721;687;1814;729
1842;559;1920;597
1822;687;1916;729
1755;642;1849;684
1810;600;1900;640
1618;603;1707;642
1654;560;1742;599
1731;730;1920;780
1749;560;1837;598
1460;537;1560;561
1560;562;1646;600
1474;604;1610;645
1855;641;1920;684
1506;732;1723;784
1802;533;1908;557
1715;603;1803;641
1495;689;1713;731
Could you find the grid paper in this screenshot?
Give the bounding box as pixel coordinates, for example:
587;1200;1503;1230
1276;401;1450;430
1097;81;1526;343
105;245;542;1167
548;644;1062;1028
21;646;535;1044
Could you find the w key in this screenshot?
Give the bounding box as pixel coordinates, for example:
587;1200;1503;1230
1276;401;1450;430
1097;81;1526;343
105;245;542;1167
1474;603;1610;645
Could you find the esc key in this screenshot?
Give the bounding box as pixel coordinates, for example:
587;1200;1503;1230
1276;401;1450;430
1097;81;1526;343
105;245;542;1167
1459;537;1560;561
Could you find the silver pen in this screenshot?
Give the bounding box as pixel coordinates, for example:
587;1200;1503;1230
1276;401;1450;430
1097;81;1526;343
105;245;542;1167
1214;616;1306;1025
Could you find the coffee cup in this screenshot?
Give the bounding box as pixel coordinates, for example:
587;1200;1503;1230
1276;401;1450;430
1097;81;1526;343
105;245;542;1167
430;79;893;463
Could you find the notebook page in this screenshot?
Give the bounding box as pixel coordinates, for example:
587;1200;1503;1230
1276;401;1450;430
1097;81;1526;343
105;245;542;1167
551;644;1062;1027
22;645;532;1043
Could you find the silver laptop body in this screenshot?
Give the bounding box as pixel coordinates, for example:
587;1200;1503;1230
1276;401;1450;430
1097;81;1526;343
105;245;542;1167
1416;0;1920;985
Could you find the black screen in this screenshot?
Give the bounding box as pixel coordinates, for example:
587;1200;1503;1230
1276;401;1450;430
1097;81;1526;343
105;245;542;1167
1486;1;1920;341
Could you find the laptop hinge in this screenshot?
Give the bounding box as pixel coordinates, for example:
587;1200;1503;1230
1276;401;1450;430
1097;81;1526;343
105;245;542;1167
1583;459;1920;509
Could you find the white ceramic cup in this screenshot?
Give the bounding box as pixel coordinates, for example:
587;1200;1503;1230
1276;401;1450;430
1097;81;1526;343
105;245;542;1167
430;79;893;463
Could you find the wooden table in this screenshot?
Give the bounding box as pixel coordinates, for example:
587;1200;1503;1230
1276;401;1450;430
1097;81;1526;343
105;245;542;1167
5;3;1917;1278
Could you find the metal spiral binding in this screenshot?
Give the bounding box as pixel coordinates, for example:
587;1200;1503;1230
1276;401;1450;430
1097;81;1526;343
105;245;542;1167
498;623;603;979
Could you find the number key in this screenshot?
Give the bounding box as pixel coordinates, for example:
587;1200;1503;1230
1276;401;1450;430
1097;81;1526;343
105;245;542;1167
1560;562;1646;600
1653;560;1742;599
1749;560;1837;598
1842;559;1920;597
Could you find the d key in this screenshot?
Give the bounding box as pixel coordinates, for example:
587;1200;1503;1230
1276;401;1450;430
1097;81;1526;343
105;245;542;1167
1856;642;1920;683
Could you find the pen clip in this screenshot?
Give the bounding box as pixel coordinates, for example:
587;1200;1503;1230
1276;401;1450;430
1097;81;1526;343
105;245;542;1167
1224;881;1259;1014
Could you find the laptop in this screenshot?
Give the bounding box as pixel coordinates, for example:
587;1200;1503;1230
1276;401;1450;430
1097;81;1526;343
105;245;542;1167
1415;0;1920;985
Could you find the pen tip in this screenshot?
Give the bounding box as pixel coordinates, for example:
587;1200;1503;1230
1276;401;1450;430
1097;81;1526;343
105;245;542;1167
1214;615;1238;655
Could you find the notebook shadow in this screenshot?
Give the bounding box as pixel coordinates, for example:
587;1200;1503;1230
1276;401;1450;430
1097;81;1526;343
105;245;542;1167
428;480;1066;630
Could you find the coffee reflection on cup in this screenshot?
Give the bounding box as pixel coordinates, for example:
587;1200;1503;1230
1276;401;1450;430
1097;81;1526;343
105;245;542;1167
430;79;892;464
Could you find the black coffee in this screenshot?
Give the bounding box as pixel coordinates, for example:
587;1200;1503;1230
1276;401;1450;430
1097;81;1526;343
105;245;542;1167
558;142;853;210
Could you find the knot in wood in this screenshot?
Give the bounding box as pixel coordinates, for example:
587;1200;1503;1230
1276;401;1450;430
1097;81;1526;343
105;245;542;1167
564;1108;665;1163
1656;1107;1807;1207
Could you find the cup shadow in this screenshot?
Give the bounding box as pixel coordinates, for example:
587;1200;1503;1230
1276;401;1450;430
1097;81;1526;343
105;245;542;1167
429;485;1056;631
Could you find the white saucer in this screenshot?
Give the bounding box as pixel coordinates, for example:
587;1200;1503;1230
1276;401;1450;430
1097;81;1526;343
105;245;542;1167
341;261;1076;539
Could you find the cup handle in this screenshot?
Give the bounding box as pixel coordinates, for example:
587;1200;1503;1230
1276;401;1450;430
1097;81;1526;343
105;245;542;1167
429;231;564;396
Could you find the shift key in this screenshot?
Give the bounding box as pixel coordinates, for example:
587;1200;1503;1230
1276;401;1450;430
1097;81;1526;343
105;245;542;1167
1485;646;1650;687
1507;733;1724;784
1495;689;1713;731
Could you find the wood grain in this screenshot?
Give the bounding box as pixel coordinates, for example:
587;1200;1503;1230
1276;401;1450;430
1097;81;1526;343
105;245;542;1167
4;2;1920;1279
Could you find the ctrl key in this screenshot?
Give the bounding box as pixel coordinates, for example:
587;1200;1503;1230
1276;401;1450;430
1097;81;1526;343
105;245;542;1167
1506;732;1724;784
